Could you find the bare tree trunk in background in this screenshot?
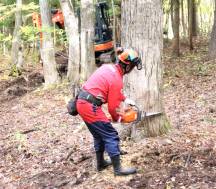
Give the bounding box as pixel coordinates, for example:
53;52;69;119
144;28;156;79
116;17;121;45
181;0;187;37
59;0;80;84
163;0;170;39
171;0;180;56
192;0;198;36
121;0;170;139
39;0;60;86
80;0;96;82
208;0;216;60
11;0;23;72
188;0;194;50
111;0;117;54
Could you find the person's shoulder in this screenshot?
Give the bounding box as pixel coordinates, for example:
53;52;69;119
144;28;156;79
101;64;117;73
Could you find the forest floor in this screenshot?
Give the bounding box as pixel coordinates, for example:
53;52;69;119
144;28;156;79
0;38;216;189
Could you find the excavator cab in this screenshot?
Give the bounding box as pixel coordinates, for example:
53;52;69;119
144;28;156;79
94;2;114;65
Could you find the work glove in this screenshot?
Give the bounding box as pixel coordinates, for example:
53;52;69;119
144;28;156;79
124;98;136;106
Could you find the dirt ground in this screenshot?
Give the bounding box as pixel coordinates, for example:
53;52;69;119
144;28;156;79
0;39;216;189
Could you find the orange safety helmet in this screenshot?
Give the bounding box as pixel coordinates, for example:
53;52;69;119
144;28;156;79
118;49;142;71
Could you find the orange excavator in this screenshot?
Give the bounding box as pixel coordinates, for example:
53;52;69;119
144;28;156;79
32;2;114;66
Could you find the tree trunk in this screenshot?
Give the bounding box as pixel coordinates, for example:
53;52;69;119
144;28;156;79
39;0;60;85
171;0;180;56
208;0;216;60
80;0;96;82
11;0;23;71
59;0;80;84
188;0;194;50
181;0;187;37
192;0;198;36
111;0;117;54
121;0;170;139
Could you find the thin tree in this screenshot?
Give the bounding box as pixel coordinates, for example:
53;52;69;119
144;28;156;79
192;0;198;36
11;0;23;74
208;0;216;60
121;0;170;139
171;0;180;56
181;0;187;37
39;0;60;85
59;0;80;84
188;0;193;50
80;0;96;82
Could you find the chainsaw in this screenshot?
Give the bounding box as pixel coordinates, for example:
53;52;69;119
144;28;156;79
119;105;162;123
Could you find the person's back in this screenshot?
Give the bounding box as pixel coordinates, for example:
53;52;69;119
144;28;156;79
83;64;124;104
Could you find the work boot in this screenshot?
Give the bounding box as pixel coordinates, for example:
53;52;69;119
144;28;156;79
111;155;136;176
96;151;112;171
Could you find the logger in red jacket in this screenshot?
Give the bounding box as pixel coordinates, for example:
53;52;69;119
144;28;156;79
77;48;142;176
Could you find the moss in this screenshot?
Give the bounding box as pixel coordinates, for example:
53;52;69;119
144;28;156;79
160;116;172;135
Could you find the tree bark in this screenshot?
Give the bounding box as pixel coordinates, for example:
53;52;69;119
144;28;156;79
39;0;60;85
192;0;198;36
181;0;187;37
171;0;180;56
11;0;23;71
121;0;170;139
59;0;80;84
208;0;216;60
80;0;96;82
188;0;194;50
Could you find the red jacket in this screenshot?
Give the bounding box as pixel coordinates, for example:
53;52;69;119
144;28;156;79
77;64;125;123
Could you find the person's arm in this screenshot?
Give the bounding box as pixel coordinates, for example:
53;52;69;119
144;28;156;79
107;83;125;122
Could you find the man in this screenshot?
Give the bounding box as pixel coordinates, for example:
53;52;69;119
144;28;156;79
76;48;142;176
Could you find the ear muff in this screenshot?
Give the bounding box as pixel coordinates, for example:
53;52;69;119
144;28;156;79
124;64;136;74
125;65;131;72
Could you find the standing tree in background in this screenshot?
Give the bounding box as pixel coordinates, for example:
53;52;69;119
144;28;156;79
192;0;198;36
11;0;23;74
181;0;187;37
121;0;170;139
208;0;216;60
39;0;60;85
59;0;80;84
188;0;194;50
80;0;96;82
171;0;180;56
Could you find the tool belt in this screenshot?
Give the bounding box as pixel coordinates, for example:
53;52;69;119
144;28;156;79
78;90;103;106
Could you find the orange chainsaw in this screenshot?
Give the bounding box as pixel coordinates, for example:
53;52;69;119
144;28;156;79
119;106;162;123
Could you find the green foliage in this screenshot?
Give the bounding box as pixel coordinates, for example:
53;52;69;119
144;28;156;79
10;63;22;77
13;131;27;151
162;0;171;13
20;26;39;43
0;32;12;47
0;2;39;27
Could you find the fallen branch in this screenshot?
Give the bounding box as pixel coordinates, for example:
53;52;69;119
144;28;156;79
21;128;40;134
185;153;191;167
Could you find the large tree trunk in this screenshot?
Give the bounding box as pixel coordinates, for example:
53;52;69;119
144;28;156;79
59;0;80;84
121;0;170;139
39;0;60;85
80;0;96;82
208;0;216;60
11;0;23;72
171;0;180;56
